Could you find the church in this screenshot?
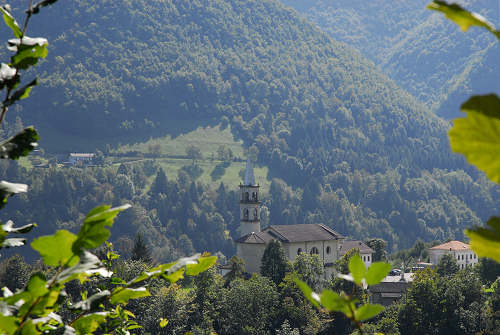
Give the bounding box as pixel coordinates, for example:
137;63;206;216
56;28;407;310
235;158;371;277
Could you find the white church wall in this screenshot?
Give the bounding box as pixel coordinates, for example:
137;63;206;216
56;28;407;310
236;242;267;274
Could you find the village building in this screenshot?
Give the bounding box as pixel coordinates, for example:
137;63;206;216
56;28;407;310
68;153;95;165
235;158;346;277
339;240;374;268
428;241;478;269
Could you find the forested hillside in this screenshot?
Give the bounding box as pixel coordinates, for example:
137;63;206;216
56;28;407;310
1;0;499;254
282;0;500;119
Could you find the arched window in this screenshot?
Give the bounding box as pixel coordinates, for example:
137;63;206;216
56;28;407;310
326;246;331;254
253;208;258;220
245;192;249;201
368;255;370;262
243;208;249;220
363;256;366;262
310;247;319;255
252;192;257;201
297;248;302;255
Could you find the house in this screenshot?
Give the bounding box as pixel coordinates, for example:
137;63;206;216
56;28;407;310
369;273;414;306
68;153;94;165
235;158;345;277
339;240;374;268
428;241;478;269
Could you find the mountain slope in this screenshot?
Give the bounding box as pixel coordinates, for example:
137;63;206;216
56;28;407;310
282;0;500;118
1;0;498;250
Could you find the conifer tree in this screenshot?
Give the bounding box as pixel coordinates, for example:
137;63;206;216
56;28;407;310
261;239;290;285
131;232;152;264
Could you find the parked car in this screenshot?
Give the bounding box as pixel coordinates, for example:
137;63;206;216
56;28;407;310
389;269;402;276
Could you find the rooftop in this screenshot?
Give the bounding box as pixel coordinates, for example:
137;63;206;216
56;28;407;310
429;241;471;251
339;240;374;256
237;223;344;244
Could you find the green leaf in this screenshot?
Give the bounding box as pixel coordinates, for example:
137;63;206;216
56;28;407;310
26;273;49;297
320;289;350;314
0;5;22;38
110;287;150;305
466;217;500;263
348;254;366;285
354;303;384;321
427;1;500;39
293;277;320;308
4;80;38;107
162;268;184;283
11;44;48;69
185;255;217;276
31;230;78;267
69;290;110;312
30;0;59;14
160;318;168;328
365;262;392;286
0;181;27;210
57;251;112;284
72;312;108;335
0;126;39;160
72;204;130;254
0;314;18;334
449;94;500;184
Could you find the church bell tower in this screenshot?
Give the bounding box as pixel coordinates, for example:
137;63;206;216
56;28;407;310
239;157;261;237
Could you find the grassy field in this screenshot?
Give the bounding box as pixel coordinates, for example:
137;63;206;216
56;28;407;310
114;124;245;159
112;124;270;193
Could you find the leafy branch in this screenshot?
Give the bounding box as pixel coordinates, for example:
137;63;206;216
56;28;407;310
427;1;500;264
295;254;391;333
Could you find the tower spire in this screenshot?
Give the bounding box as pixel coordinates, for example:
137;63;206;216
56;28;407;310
244;157;256;186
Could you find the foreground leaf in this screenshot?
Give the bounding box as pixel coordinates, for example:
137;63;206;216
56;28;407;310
320;289;350;314
72;312;108;335
293;277;320;308
57;251;112;283
0;127;39;160
466;217;500;263
72;204;130;254
185;255;217;276
354;303;384;321
427;1;500;39
2;220;36;234
449;94;500;184
69;290;110;312
30;0;59;15
348;254;366;285
0;5;22;38
31;230;78;267
110;287;150;305
0;181;27;209
365;262;392;285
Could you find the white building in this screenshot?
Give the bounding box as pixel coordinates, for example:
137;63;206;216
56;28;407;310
235;158;345;278
429;241;478;269
339;240;374;268
68;153;94;165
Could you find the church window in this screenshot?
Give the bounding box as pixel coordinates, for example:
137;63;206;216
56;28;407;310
326;246;331;254
244;208;249;220
253;208;258;220
362;256;365;262
310;247;319;255
245;192;249;201
368;255;370;262
297;248;302;255
252;192;257;201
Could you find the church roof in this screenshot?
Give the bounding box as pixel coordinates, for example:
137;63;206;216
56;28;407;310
243;157;256;186
236;231;272;244
429;241;471;251
236;224;343;244
339;240;374;256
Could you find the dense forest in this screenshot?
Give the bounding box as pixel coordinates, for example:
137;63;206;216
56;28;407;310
282;0;500;119
0;0;497;253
